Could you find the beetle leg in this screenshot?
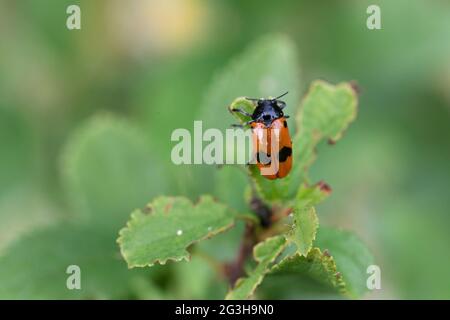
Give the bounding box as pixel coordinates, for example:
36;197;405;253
231;119;254;128
231;108;253;118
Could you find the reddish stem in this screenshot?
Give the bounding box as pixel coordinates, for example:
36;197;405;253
223;223;256;285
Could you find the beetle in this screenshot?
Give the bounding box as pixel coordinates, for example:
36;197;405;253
230;92;292;180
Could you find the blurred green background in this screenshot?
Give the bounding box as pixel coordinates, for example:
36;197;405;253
0;0;449;299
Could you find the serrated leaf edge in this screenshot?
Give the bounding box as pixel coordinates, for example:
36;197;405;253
225;236;287;300
271;247;349;298
287;206;319;257
293;80;358;173
117;195;235;268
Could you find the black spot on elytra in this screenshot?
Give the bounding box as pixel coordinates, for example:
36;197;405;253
278;147;292;162
283;120;287;128
256;152;271;165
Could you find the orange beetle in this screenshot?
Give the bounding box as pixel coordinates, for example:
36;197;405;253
231;92;292;180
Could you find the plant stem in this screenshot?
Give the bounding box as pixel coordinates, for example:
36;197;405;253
223;223;256;285
223;194;274;285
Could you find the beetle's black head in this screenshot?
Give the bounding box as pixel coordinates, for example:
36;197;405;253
251;98;286;126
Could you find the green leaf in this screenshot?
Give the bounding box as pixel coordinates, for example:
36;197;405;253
295;182;332;208
225;206;320;299
288;80;358;195
196;220;247;262
226;210;374;299
228;97;256;124
252;227;373;299
233;243;349;299
0;224;151;299
226;235;287;300
315;227;374;298
261;226;373;299
295;80;357;166
249;81;358;202
288;206;319;256
61;113;167;230
268;247;347;296
118;195;235;268
256;273;344;299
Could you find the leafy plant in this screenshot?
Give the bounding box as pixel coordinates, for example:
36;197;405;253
0;114;166;299
118;35;373;299
0;34;373;300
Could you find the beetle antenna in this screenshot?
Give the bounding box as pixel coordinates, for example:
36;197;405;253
275;91;289;100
